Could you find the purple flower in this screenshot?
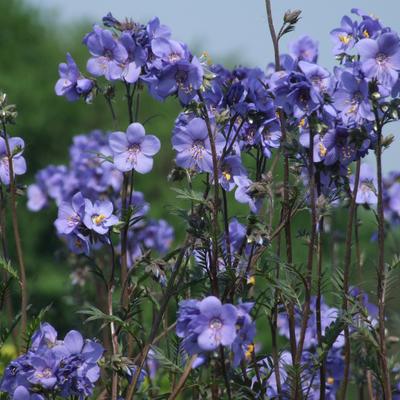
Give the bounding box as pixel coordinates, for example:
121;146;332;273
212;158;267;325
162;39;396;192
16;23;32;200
193;296;238;351
151;38;189;65
66;233;90;256
258;120;281;158
110;33;143;83
287;80;320;119
138;219;174;254
148;57;203;104
12;386;44;400
176;299;200;338
109;123;161;173
0;136;26;185
218;155;247;191
27;355;58;389
289;35;319;63
231;303;256;366
350;163;377;205
84;25;128;80
30;323;58;351
298;61;333;96
55;53;94;101
27;184;47;212
330;16;357;55
356;32;400;88
333;71;373;124
0;323;103;399
147;17;171;44
234;177;262;213
54;192;85;235
83;198;118;234
172;117;225;173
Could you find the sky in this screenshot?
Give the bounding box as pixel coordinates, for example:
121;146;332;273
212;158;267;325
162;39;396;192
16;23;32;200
27;0;400;171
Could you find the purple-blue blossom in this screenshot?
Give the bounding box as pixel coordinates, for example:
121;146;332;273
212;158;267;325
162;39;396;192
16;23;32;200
172;117;225;173
109;123;161;173
84;25;128;81
350;163;378;205
55;53;94;101
54;192;85;235
0;323;103;399
83;198;118;234
356;32;400;88
0;136;26;185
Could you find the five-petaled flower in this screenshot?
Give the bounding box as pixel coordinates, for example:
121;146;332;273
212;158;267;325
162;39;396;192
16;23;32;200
109;123;161;173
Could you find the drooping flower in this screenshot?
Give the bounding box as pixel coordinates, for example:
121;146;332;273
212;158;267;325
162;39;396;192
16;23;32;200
55;53;94;101
350;163;377;205
218;155;247;191
54;192;85;235
148;57;204;104
0;136;26;185
289;35;319;63
235;177;262;213
109;123;161;173
231;303;256;366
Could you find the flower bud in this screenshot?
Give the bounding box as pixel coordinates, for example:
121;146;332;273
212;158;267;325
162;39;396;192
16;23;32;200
0;92;7;107
371;92;381;100
284;9;301;24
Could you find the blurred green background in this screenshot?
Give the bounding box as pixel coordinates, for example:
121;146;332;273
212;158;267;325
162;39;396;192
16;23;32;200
1;0;400;370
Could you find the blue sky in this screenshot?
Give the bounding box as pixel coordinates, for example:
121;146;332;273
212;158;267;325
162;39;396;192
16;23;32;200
27;0;400;171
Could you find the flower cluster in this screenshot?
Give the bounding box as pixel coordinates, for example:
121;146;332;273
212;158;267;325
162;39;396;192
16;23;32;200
54;191;118;254
176;296;255;368
0;323;103;399
27;129;173;266
56;14;205;105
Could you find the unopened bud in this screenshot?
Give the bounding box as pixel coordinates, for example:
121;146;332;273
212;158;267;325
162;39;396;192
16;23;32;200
382;134;395;149
0;92;7;107
380;103;389;112
284;9;301;24
371;92;381;100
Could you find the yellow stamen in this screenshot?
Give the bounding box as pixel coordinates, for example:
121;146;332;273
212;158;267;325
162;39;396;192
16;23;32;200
247;276;256;286
92;214;106;225
327;377;335;385
299;118;306;128
363;30;370;38
339;34;351;45
222;171;231;181
319;142;327;157
245;344;255;359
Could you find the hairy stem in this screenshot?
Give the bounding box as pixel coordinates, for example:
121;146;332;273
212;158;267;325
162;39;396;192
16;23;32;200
294;124;316;398
264;0;297;365
375;121;391;400
125;240;191;399
168;355;197;400
1;123;27;348
340;158;361;400
198;90;220;296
